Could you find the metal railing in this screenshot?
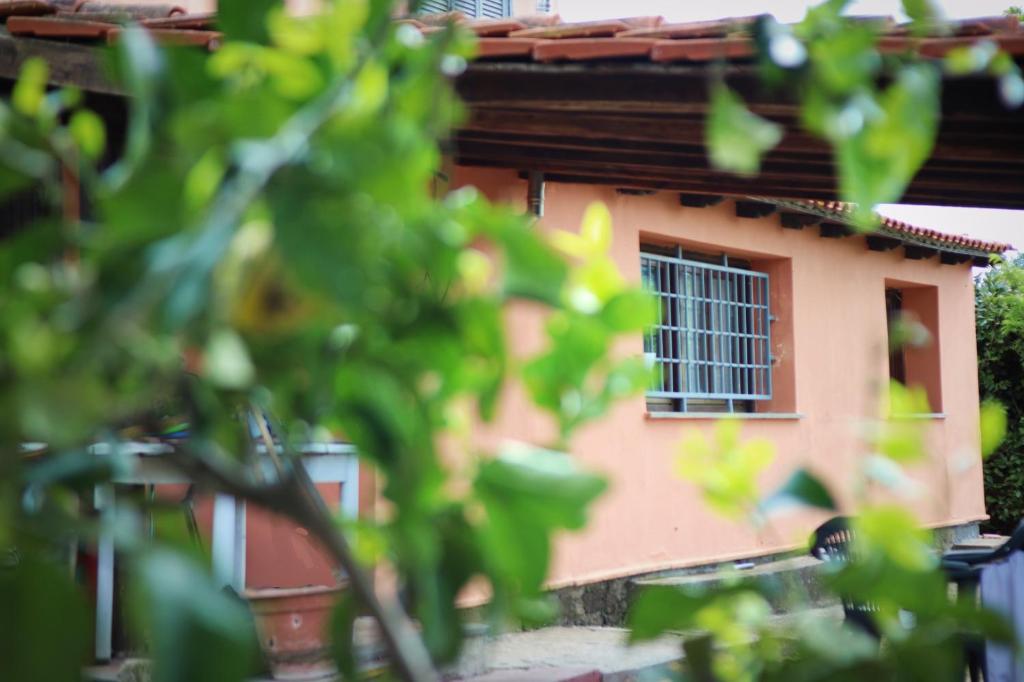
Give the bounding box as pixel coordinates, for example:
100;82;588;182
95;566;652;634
642;251;773;411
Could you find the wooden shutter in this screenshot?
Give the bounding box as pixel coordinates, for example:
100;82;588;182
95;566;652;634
481;0;508;17
452;0;479;17
416;0;452;14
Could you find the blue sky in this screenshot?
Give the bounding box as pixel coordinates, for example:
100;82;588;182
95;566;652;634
556;0;1023;248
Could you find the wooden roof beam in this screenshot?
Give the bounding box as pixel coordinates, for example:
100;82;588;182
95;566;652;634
779;211;820;229
735;200;776;218
679;193;723;207
820;222;855;238
940;251;974;265
866;235;902;251
904;245;938;260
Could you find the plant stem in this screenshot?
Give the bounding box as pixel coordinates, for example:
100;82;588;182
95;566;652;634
168;446;438;682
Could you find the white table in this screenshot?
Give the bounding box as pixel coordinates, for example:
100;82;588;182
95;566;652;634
90;441;359;661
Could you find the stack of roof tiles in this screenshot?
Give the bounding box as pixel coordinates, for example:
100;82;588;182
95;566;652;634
1;1;219;48
781;199;1012;255
2;2;1021;61
405;11;1024;63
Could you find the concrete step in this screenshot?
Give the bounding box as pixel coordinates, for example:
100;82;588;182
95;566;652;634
631;555;837;612
450;606;844;681
952;535;1008;551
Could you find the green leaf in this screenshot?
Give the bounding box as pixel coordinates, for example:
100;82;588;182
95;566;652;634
204;329;256;390
706;83;782;177
329;593;358;680
999;71;1024;108
0;554;90;682
218;0;278;43
13;58;49;117
760;468;837;513
476;446;607;531
69;109;106;160
902;0;942;35
627;583;768;643
600;290;657;332
835;64;940;223
944;41;998;76
474;445;607;611
981;400;1007;458
130;549;258;682
502;226;568;305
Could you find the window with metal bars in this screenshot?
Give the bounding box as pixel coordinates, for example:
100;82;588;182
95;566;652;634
641;245;773;413
415;0;510;18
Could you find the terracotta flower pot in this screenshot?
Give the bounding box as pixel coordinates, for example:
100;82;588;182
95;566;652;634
246;584;346;680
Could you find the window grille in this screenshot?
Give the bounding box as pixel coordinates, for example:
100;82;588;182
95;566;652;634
642;248;773;412
417;0;510;17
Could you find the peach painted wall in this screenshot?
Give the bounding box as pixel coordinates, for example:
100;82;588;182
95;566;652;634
453;166;987;589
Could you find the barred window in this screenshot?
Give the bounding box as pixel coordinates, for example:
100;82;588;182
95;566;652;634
642;245;773;413
416;0;510;18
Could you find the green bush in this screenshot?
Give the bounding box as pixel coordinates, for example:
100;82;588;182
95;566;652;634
977;255;1024;533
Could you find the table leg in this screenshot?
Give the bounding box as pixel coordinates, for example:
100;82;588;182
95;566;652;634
340;455;359;520
211;493;235;590
94;484;115;661
233;499;246;590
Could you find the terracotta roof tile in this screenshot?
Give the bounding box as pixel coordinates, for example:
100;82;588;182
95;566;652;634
793;199;1012;254
140;12;215;30
8;14;114;38
467;18;525;37
0;2;55;19
508;19;630;40
651;37;755;62
533;37;657;62
513;14;562;28
917;34;1024;58
476;36;537;59
616;15;763;39
65;2;185;18
106;26;221;50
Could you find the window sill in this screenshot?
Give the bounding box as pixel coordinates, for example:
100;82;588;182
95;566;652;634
645;412;803;421
893;413;946;420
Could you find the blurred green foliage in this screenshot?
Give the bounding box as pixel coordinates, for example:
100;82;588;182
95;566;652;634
640;378;1013;682
0;0;1016;680
0;0;652;679
977;256;1024;534
709;0;1023;227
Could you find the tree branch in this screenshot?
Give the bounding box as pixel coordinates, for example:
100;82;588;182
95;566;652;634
164;446;438;682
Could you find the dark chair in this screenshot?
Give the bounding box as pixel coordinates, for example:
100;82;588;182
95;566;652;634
939;521;1024;682
809;516;880;638
943;520;1024;568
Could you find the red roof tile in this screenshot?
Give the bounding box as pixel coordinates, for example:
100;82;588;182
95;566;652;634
796;199;1012;254
508;20;631;40
616;15;763;39
533;37;657;62
651;36;755;62
0;2;55;19
476;36;537;59
8;15;114;38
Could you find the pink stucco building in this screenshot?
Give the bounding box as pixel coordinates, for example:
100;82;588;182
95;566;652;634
449;166;1007;591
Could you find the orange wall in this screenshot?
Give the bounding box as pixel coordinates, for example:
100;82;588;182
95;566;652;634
455;166;987;588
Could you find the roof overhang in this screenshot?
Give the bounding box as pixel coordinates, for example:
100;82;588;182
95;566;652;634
453;59;1024;211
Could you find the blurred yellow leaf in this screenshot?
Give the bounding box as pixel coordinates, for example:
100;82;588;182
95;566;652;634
855;505;936;572
580;202;612;254
13;58;48;117
981;400;1007;458
676;421;776;519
